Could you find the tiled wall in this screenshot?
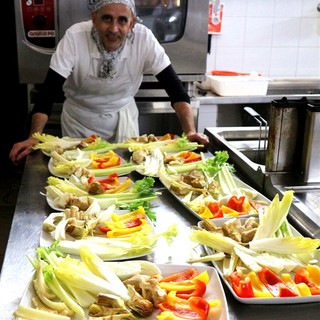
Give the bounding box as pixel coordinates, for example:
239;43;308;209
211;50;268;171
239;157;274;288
207;0;320;79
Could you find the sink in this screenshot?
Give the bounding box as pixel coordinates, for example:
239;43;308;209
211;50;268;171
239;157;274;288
267;79;320;96
204;126;267;192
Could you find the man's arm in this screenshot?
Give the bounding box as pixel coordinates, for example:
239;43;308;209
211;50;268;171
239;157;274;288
156;65;209;147
9;69;65;165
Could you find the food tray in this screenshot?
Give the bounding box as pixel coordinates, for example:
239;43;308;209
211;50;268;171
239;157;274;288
18;264;229;320
207;75;270;96
200;219;320;304
160;174;270;221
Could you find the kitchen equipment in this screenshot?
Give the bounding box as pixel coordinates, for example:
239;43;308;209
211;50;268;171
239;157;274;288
301;102;320;183
265;98;308;172
243;106;268;165
207;74;270;96
14;0;209;84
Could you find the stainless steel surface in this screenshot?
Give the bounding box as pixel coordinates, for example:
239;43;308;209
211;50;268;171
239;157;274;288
205;126;320;239
301;103;320;183
195;79;320;105
265;98;307;172
1;151;320;319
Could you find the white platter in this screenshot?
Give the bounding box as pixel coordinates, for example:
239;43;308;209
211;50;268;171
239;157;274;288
45;176;133;211
18;264;229;320
40;211;156;261
160;174;270;221
199;219;320;304
48;155;129;178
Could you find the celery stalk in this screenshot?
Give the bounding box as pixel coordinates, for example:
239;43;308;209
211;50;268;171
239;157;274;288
253;191;294;240
43;265;86;318
13;305;71;320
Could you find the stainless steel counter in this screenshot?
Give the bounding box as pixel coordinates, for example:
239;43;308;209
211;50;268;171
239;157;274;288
194;78;320;105
0;151;320;320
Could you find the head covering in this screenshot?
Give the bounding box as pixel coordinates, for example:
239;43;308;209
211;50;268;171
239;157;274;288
91;0;136;16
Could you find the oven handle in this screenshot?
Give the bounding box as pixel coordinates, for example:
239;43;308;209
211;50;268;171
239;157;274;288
22;40;55;55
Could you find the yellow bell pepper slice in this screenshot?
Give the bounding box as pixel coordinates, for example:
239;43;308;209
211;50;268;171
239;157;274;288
198;206;214;219
307;264;320;286
103;177;132;194
111;206;146;222
247;271;273;298
193;270;210;285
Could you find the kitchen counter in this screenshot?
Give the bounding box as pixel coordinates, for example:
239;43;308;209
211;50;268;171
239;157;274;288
0;151;320;320
192;78;320;105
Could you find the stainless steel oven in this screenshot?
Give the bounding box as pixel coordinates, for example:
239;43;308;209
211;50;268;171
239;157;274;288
14;0;209;84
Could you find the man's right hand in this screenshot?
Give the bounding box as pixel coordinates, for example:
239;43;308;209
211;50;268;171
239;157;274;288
9;137;39;166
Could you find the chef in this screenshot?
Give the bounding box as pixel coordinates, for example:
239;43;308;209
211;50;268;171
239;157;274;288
9;0;209;166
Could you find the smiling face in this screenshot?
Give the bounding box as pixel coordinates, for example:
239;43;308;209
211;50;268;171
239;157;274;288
92;3;136;52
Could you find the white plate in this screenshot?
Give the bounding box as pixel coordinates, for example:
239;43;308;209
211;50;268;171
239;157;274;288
200;222;320;304
45;176;133;211
40;211;156;261
18;264;229;320
48;155;129;178
160;174;269;221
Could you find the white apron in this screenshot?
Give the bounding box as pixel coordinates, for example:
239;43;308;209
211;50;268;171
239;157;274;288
61;51;139;143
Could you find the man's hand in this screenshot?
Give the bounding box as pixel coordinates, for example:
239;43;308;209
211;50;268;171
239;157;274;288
186;132;209;149
9;137;38;166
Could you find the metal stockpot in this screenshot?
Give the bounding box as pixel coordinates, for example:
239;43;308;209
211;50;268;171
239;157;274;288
266;98;308;172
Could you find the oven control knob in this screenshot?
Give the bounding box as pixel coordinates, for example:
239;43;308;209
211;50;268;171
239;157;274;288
33;14;47;28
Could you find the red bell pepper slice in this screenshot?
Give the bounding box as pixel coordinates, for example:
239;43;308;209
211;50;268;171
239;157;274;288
176;279;207;299
98;173;120;190
158;293;209;320
207;202;223;218
160;268;199;282
124;218;143;228
258;267;298;297
98;226;111;233
229;271;254;298
82;134;97;144
227;195;246;212
294;268;320;295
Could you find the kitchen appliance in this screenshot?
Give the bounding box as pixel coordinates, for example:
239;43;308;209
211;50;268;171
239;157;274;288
14;0;209;136
14;0;209;84
301;102;320;183
265;98;308;172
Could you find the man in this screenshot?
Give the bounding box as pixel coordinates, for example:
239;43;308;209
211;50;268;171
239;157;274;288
10;0;209;166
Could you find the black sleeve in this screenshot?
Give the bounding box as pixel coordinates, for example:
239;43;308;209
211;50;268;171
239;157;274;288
155;64;191;106
31;68;66;117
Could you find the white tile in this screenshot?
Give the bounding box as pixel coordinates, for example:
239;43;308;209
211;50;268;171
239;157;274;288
223;0;248;17
215;17;246;46
269;47;298;77
296;47;320;77
243;47;272;77
275;0;303;17
246;0;276;17
244;17;274;46
302;0;320;17
215;47;245;71
299;18;320;47
272;17;301;47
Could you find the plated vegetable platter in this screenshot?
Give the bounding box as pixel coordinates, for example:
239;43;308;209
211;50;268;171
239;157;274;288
17;262;228;320
190;191;320;304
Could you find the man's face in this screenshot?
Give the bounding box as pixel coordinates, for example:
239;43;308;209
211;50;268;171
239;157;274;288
92;4;135;52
